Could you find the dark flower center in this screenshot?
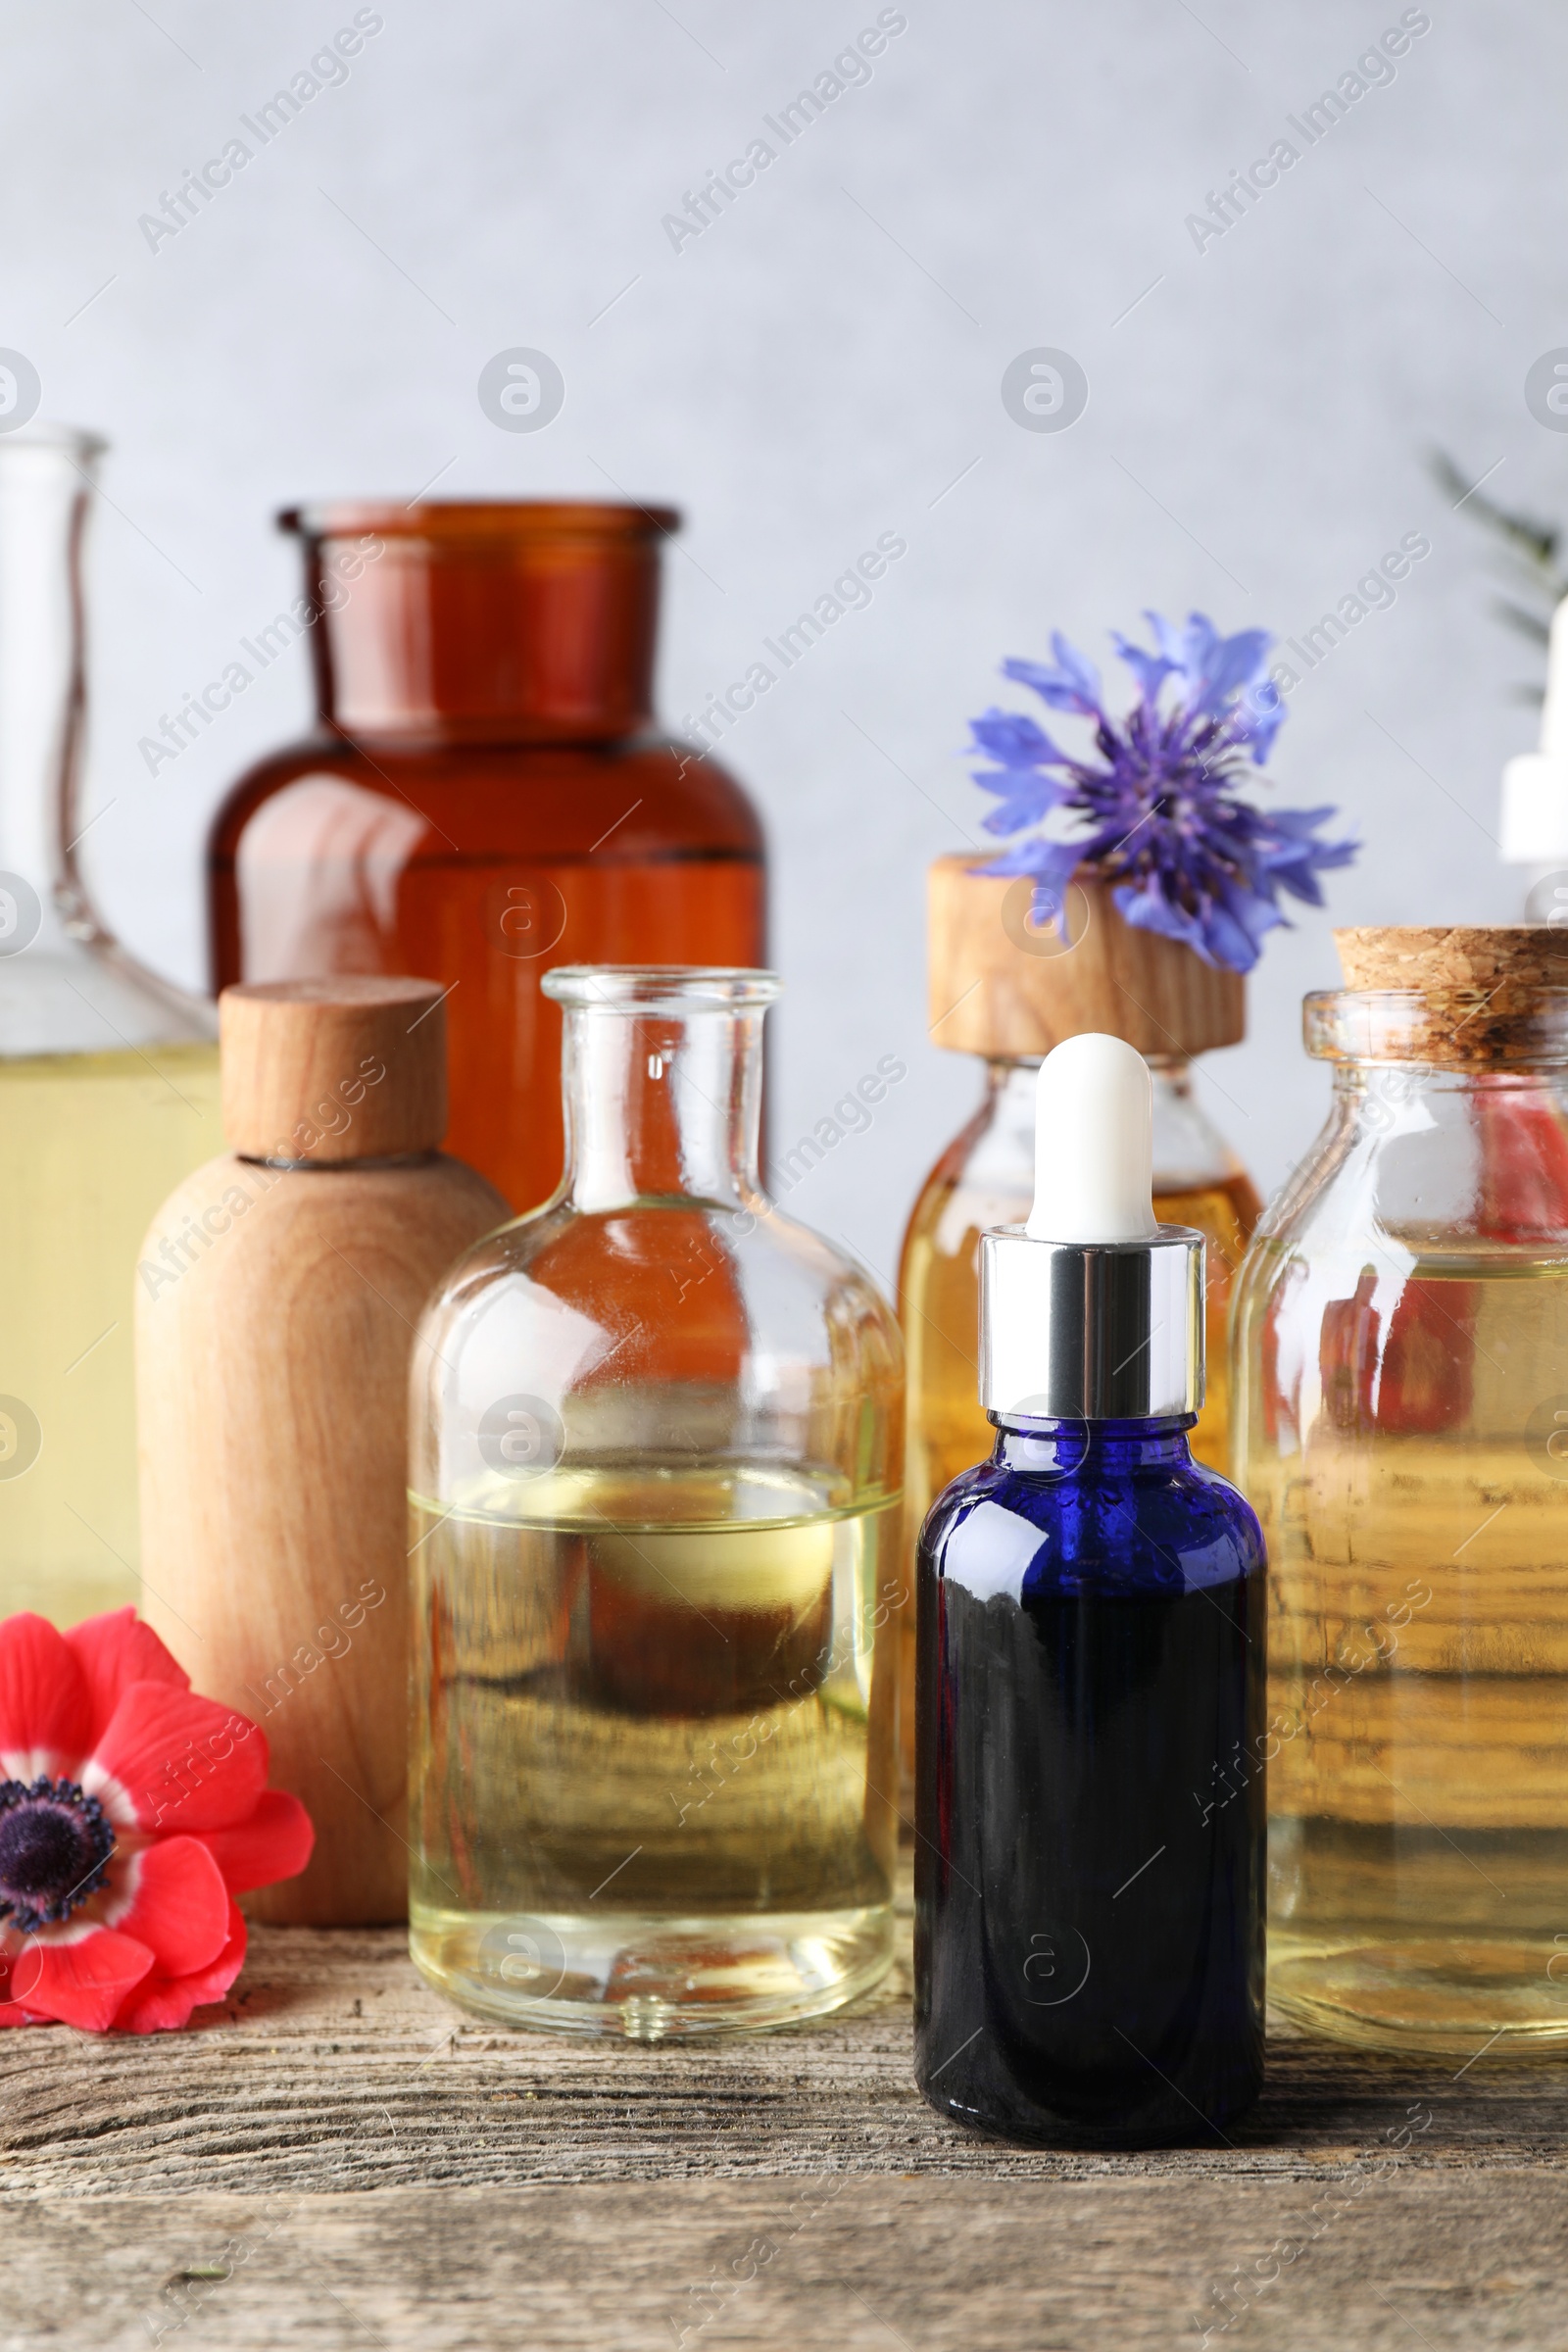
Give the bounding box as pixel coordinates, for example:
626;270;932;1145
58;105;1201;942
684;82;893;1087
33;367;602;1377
0;1778;115;1931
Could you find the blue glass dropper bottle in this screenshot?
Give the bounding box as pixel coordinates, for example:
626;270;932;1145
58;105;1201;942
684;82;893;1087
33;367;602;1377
913;1033;1265;2146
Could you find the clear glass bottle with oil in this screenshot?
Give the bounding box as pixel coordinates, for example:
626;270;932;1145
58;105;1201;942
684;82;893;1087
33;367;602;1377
1233;927;1568;2056
896;858;1256;1799
0;430;220;1623
408;965;905;2036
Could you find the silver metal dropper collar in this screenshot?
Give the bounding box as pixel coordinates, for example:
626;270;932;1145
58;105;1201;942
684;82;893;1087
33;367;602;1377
979;1224;1205;1420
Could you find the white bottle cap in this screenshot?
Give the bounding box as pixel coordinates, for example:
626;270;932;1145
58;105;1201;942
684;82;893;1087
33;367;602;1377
1501;595;1568;865
980;1034;1203;1420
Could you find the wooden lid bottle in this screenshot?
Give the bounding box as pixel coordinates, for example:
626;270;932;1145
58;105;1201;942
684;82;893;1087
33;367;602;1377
135;978;510;1926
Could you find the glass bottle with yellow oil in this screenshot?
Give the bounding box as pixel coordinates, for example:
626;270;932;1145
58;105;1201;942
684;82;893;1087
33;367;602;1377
0;430;220;1624
896;857;1257;1798
1233;925;1568;2056
408;965;905;2036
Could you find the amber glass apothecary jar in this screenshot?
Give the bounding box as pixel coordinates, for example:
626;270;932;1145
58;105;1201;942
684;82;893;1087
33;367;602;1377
209;503;764;1212
1234;926;1568;2056
408;967;904;2038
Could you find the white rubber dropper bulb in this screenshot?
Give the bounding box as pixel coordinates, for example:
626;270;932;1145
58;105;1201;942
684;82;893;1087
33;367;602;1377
1026;1032;1159;1245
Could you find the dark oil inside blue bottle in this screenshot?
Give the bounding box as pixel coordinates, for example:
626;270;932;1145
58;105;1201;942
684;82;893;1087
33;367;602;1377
914;1415;1265;2148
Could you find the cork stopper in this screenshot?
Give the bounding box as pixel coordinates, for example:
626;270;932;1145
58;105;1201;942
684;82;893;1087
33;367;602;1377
928;855;1244;1060
220;978;448;1161
1335;926;1568;991
1326;927;1568;1065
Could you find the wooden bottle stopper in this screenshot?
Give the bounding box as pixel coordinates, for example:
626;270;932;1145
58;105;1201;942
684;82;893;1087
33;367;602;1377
928;854;1244;1059
1332;925;1568;1064
220;976;446;1161
137;979;510;1927
1336;925;1568;993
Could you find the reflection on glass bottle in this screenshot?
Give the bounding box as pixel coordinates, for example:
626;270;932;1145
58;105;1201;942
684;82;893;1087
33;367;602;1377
408;966;904;2037
0;431;220;1624
1234;926;1568;2055
210;503;765;1214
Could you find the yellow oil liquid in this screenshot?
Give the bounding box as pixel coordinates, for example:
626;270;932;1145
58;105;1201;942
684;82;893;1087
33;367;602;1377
0;1044;222;1624
409;1462;901;2036
896;1152;1257;1802
1238;1244;1568;2055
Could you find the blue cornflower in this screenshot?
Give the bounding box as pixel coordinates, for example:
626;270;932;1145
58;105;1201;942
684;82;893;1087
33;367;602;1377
968;611;1356;973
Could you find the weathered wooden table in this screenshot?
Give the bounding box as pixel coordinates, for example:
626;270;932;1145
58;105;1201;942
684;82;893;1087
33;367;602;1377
3;1872;1565;2351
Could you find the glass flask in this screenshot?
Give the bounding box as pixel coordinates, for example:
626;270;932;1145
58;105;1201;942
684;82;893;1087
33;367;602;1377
408;965;905;2037
0;429;220;1624
1233;935;1568;2054
210;502;764;1215
898;1054;1257;1795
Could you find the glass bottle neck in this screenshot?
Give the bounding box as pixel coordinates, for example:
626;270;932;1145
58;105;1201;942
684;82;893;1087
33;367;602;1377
289;504;668;745
0;433;96;958
0;431;213;1052
984;1055;1045;1121
993;1414;1197;1473
976;1053;1239;1190
1333;1063;1566;1097
560;1002;765;1211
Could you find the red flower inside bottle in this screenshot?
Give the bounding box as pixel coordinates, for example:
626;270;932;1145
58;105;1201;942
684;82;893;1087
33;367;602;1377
0;1609;313;2032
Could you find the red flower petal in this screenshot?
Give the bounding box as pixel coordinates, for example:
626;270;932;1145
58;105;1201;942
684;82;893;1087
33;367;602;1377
12;1927;154;2031
195;1791;315;1894
101;1837;231;1977
112;1902;247;2034
0;2003;50;2028
65;1609;188;1747
0;1614;92;1775
85;1681;269;1833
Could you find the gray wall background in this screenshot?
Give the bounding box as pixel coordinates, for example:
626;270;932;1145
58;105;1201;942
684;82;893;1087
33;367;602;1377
7;0;1563;1280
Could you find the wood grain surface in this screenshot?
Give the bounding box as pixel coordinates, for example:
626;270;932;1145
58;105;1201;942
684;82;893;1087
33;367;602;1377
136;1148;507;1928
926;855;1246;1060
2;1883;1566;2350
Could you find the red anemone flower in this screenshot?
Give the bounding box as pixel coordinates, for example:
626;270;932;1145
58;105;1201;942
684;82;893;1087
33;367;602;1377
0;1609;313;2032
